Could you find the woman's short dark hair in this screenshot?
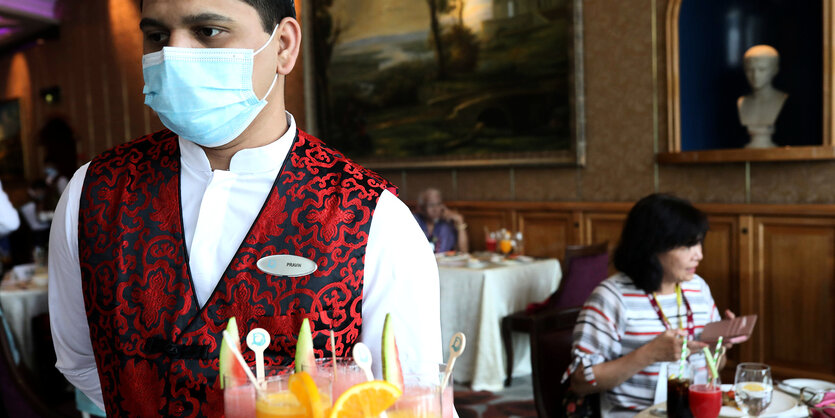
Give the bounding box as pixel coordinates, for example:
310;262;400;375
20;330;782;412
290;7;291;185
613;193;708;293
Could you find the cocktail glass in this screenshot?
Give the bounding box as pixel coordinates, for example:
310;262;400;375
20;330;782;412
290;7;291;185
388;367;443;418
485;232;497;252
437;363;454;418
315;357;368;402
224;373;256;418
499;239;513;255
255;367;332;418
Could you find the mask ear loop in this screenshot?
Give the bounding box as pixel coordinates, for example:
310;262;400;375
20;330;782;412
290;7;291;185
254;25;281;101
255;25;280;55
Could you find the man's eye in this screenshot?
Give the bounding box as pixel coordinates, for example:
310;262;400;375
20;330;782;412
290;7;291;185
197;27;222;38
145;32;169;44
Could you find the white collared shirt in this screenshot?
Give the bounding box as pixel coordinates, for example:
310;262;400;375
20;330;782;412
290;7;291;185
48;113;442;409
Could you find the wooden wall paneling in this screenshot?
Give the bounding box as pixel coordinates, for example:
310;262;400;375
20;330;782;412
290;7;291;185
452;206;512;252
737;215;756;363
516;211;575;260
753;216;835;380
700;215;740;318
700;215;740;373
582;212;626;275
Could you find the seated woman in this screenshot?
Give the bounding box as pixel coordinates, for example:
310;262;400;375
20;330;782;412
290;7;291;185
413;188;468;253
568;193;734;416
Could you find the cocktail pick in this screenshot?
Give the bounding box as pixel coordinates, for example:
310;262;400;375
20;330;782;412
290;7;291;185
331;330;337;365
352;342;375;382
222;330;265;396
441;332;466;390
246;328;270;383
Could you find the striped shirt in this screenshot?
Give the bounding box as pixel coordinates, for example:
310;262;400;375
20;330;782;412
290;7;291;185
571;273;721;413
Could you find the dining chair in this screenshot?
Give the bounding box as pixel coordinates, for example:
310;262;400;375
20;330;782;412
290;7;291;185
529;306;599;418
0;306;79;417
500;241;609;387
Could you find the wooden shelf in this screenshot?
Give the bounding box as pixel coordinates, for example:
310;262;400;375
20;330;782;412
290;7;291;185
657;146;835;164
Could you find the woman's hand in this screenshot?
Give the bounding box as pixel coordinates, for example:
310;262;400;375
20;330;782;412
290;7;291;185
641;329;689;363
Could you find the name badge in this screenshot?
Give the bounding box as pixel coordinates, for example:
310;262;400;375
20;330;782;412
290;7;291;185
256;254;318;277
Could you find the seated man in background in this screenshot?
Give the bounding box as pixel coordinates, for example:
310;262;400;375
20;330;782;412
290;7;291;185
0;179;20;273
9;179;52;265
414;188;469;253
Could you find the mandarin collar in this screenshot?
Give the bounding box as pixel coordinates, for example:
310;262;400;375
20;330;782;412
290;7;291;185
180;112;297;174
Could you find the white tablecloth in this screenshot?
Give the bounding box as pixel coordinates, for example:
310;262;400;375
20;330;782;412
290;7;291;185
439;258;561;392
0;276;49;370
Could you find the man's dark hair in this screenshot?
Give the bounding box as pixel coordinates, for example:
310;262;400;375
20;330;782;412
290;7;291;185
139;0;296;32
246;0;296;32
613;193;709;294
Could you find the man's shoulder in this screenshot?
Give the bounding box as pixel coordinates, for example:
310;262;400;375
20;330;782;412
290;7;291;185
296;130;396;195
91;129;178;165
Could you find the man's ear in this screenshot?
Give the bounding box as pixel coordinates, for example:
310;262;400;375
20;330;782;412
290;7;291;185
275;17;301;75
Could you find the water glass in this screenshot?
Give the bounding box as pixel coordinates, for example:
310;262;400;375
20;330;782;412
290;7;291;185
734;362;773;416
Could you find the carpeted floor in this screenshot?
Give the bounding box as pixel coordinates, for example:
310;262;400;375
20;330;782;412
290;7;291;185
453;376;537;418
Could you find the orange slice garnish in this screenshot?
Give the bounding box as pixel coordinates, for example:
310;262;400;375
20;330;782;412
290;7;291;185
328;380;402;418
289;371;325;418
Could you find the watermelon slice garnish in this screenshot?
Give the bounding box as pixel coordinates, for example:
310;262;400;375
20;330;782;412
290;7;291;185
219;317;247;388
382;313;404;392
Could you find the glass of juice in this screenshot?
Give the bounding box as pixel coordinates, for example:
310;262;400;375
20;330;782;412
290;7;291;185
667;361;694;418
485;232;497;252
255;368;332;418
689;383;722;418
388;369;442;418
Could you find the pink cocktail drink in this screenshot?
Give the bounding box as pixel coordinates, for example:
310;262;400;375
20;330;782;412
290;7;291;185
224;375;256;418
689;384;722;418
441;382;453;418
323;358;367;401
388;384;441;418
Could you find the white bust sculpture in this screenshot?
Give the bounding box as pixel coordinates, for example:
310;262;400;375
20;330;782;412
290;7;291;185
737;45;788;148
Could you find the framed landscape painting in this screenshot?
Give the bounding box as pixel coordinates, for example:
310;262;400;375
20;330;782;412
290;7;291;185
306;0;586;168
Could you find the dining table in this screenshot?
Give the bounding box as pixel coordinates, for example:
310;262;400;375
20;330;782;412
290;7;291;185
634;378;835;417
437;254;561;392
0;265;49;371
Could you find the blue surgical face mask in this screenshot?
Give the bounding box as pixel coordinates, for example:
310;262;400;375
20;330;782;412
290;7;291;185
141;26;279;147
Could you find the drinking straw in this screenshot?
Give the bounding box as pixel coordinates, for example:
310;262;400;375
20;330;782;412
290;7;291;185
702;347;719;382
678;338;687;378
713;336;723;363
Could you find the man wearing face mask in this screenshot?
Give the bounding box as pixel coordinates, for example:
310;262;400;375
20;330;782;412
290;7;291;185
47;0;442;416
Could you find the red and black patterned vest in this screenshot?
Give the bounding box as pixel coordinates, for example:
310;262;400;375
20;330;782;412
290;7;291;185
78;129;394;417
